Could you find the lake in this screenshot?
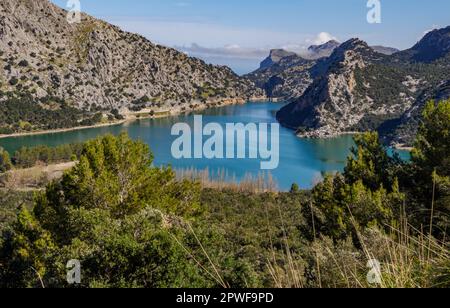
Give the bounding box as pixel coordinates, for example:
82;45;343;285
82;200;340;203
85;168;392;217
0;101;409;190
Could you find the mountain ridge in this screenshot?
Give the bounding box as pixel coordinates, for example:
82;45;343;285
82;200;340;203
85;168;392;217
275;28;450;145
0;0;264;134
245;40;400;101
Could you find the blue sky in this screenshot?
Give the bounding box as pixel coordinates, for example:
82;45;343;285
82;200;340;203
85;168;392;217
51;0;450;74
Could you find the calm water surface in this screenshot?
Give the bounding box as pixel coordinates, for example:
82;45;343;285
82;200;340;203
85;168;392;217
0;102;409;190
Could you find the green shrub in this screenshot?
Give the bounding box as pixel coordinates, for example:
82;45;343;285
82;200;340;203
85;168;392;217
0;147;12;173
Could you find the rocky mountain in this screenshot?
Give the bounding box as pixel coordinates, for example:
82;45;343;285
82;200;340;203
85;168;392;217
371;45;399;56
245;52;315;100
395;26;450;63
380;79;450;146
259;49;297;70
0;0;263;134
244;41;341;101
307;40;341;59
276;28;450;145
246;41;400;101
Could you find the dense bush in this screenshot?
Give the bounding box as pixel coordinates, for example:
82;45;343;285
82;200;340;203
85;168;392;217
407;100;450;237
307;100;449;242
0;134;209;287
0;191;34;239
0;148;12;173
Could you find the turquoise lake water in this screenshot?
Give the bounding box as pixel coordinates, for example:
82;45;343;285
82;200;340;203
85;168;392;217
0;102;409;190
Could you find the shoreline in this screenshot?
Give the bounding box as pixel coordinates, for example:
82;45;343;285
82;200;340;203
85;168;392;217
392;144;414;151
0;120;127;140
295;130;413;152
0;98;414;153
0;96;268;140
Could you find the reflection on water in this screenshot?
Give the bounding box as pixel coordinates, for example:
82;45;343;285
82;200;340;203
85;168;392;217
0;101;410;190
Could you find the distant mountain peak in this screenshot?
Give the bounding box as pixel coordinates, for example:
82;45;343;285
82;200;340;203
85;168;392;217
409;26;450;62
308;40;340;52
322;38;381;69
371;45;400;55
269;49;297;58
259;49;298;69
307;40;341;59
338;38;370;50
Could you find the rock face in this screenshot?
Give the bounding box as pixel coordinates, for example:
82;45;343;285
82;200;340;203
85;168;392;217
276;28;450;145
0;0;263;127
277;39;391;135
380;80;450;146
245;52;315;100
259;49;297;70
307;40;341;59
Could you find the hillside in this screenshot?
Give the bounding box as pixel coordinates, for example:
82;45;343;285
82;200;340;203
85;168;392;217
0;0;263;134
245;51;315;100
245;40;399;102
275;28;450;145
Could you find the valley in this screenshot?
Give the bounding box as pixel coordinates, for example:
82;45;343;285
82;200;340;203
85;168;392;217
0;0;448;290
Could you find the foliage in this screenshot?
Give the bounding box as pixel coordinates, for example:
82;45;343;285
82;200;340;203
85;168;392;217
12;143;83;169
0;91;102;134
0;148;12;173
0;134;207;287
408;100;450;236
344;132;404;190
306;99;448;248
307;133;406;241
0;190;34;239
199;188;309;287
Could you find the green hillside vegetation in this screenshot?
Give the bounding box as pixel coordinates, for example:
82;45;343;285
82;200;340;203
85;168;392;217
0;91;106;134
0;148;12;173
0;100;448;288
11;143;83;169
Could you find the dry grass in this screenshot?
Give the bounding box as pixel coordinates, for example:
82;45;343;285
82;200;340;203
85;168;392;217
277;207;449;288
175;167;278;193
0;162;75;190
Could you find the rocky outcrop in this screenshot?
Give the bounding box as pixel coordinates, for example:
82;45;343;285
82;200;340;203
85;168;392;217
277;39;391;136
380;79;450;146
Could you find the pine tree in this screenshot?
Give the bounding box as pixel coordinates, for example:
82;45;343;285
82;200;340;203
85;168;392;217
0;147;12;173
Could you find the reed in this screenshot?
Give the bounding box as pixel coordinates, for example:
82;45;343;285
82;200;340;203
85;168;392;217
175;167;278;193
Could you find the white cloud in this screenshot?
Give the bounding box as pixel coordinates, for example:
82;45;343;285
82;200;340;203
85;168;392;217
309;32;339;45
105;17;339;51
174;32;339;65
176;43;269;60
101;17;340;65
